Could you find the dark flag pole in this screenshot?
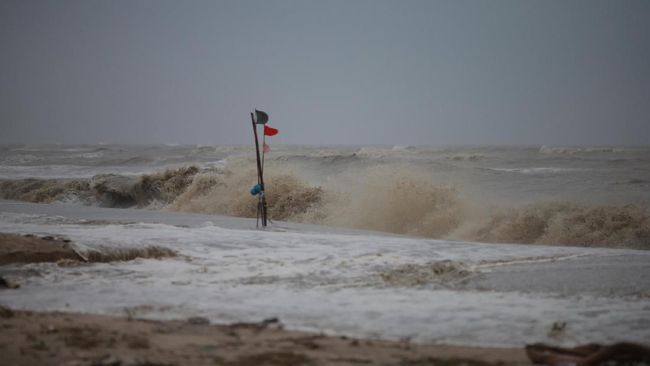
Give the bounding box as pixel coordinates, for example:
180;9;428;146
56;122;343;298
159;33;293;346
250;112;268;227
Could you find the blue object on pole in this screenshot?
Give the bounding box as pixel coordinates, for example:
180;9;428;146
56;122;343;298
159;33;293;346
250;184;262;196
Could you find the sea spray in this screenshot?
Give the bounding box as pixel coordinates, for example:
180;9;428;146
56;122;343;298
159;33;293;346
169;162;650;249
2;161;649;249
470;202;650;249
310;165;464;237
171;162;323;220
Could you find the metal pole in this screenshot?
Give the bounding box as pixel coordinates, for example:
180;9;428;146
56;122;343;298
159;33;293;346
251;112;267;227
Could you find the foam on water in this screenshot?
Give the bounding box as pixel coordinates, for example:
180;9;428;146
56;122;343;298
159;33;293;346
0;210;648;347
487;167;585;174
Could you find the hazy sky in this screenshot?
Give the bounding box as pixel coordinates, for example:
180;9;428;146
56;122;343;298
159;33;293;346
1;0;649;145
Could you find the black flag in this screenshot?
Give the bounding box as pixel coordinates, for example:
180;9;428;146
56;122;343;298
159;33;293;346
255;109;269;124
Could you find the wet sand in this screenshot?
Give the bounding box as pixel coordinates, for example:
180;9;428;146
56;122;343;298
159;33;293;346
0;233;81;265
0;308;530;366
0;232;176;268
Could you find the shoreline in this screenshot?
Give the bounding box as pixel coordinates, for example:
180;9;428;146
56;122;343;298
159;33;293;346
2;203;649;353
0;307;530;366
0;230;529;365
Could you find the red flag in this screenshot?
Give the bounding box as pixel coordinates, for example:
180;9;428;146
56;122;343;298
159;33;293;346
264;125;278;136
263;142;270;153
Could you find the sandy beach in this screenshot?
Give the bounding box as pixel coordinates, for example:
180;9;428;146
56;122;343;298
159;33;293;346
0;307;530;366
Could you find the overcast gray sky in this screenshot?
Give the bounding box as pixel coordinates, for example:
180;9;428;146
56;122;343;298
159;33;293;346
1;0;649;145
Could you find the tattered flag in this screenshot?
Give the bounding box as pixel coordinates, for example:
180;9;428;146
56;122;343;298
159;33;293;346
255;110;269;124
264;125;278;136
263;142;270;153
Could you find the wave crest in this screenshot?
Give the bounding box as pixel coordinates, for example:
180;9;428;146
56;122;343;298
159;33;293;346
2;163;649;249
471;202;650;249
90;166;199;207
311;168;463;238
171;163;323;221
539;145;646;155
0;179;90;203
0;166;199;207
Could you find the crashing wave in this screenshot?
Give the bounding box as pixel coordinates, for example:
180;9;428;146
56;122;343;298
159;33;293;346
2;162;649;249
469;202;650;249
446;154;484;161
171;164;323;221
0;166;199;208
539;145;645;155
0;179;91;204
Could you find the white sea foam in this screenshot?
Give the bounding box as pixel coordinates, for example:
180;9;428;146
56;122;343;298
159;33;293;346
487;167;584;174
0;209;649;347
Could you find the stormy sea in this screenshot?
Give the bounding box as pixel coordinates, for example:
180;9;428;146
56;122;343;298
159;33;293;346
1;144;649;347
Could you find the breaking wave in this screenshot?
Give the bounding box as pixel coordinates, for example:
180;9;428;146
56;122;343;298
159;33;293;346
1;163;649;249
468;202;650;249
0;179;91;204
306;165;464;238
171;161;322;221
92;166;199;207
446;154;484;161
170;162;650;249
0;166;199;207
539;145;648;155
